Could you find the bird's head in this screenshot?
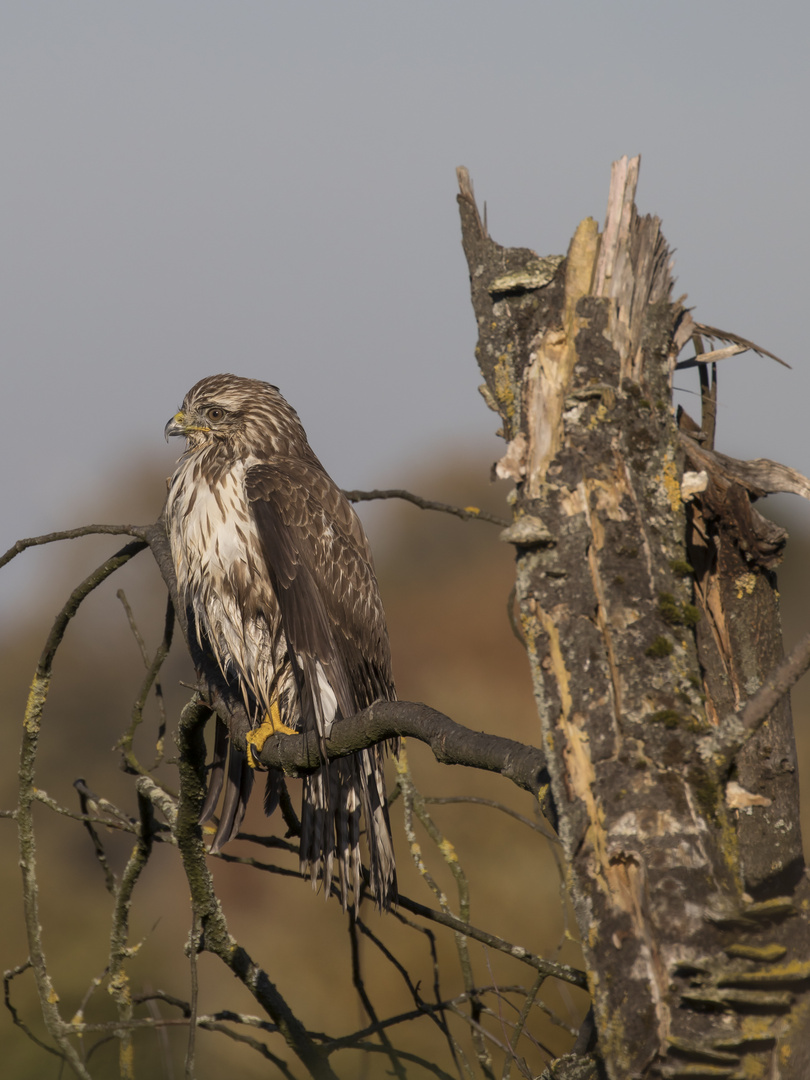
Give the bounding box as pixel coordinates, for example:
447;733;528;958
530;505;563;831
165;373;308;457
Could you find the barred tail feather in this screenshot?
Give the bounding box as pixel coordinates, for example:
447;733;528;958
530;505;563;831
198;718;229;825
358;748;396;906
300;769;330;891
300;750;396;911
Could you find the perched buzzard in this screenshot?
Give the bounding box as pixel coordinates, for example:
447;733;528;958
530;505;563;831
164;374;396;909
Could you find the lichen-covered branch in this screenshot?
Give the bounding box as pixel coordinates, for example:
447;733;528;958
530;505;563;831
107;791;156;1079
173;698;340;1080
17;540;147;1078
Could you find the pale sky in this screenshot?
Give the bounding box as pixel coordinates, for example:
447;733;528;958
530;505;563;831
2;2;809;616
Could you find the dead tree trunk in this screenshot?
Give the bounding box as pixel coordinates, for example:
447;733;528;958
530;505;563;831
457;157;810;1079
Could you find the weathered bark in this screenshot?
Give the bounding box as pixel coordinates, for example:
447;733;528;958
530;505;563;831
458;158;810;1079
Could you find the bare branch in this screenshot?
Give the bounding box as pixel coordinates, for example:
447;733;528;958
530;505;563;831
107;789;156;1078
0;524;148;570
16;540;146;1079
343;487;509;527
424;796;558;842
699;629;810;765
33;786;138;833
348;914;407;1079
185;912;201;1079
737;630;810;735
397;748;493;1075
692;322;790;368
195;1020;297;1074
502;972;549;1080
3;962;66;1062
255;699;553;818
395;891;587;989
681;431;810;501
173;698;341;1080
117;592;175;776
74;779;118;895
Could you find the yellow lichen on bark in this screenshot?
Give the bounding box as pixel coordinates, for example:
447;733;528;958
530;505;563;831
659;456;682;515
24;675;49;733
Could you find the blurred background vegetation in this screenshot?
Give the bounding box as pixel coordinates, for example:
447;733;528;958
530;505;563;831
2;451;808;1078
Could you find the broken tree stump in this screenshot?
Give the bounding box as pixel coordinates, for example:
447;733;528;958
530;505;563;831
458;156;810;1079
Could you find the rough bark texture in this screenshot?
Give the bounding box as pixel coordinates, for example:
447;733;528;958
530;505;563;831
458;158;810;1079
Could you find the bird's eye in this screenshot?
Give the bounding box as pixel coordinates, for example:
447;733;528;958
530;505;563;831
206;407;225;422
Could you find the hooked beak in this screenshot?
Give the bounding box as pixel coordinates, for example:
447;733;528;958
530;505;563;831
164;412;187;441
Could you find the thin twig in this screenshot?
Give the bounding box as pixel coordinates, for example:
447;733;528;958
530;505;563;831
72;968;107;1068
502;971;545;1080
384;909;467;1077
74;780;118;895
33;786;139;834
0;524;148;570
394;892;588;989
343;488;509;527
445;1000;524;1063
117;588;150;660
142;990;175;1080
695;630;810;767
196;1021;297;1074
355;913;462;1073
107;789;157;1079
397;748;494;1077
327;1039;460;1079
348;912;406;1079
3;961;66;1061
185;912;201;1079
424;795;559;842
117;593;175;777
737;629;810;737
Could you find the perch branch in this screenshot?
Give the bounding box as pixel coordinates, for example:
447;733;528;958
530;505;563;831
254;699;554;826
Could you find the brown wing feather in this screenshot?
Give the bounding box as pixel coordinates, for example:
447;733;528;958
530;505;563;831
246;458;398;907
245;459;395;725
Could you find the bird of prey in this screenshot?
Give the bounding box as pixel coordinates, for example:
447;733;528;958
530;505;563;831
164;374;396;909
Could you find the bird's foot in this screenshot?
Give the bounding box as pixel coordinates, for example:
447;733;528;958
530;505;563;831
246;700;298;767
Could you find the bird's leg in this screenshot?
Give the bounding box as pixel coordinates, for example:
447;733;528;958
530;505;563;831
246;699;298;767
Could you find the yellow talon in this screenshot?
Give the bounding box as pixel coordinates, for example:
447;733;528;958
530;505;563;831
246;701;298;767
